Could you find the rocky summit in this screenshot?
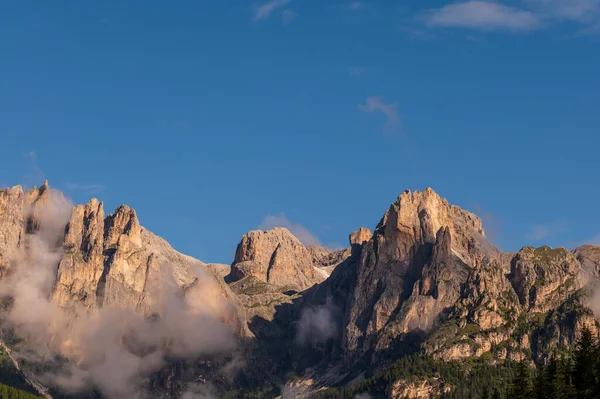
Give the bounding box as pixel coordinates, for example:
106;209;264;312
0;182;598;399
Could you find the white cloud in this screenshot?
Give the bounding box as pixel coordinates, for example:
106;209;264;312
253;0;291;22
282;9;296;25
422;1;540;31
528;225;552;241
358;96;400;133
259;214;322;246
526;0;600;21
527;221;566;241
419;0;600;33
295;300;338;345
63;182;106;195
0;190;236;398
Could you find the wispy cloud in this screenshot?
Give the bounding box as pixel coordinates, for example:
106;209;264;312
585;233;600;245
326;242;345;251
63;182;106;196
282;9;296;25
295;299;338;345
527;220;567;241
422;1;540;31
526;0;600;22
259;214;322;246
579;21;600;34
471;204;501;244
349;66;364;76
419;0;600;33
23;151;46;188
358;96;400;133
398;25;435;40
350;1;362;11
253;0;291;22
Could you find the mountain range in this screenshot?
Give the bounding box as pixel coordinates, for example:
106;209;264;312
0;181;598;399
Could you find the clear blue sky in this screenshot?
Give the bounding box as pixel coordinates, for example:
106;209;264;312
1;1;599;264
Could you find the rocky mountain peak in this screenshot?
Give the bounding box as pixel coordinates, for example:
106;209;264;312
376;188;496;271
104;204;141;247
229;227;317;290
2;182;599;398
337;188;499;361
0;183;240;322
349;227;372;246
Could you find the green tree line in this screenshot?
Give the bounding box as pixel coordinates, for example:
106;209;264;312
0;382;42;399
503;325;600;399
311;326;600;399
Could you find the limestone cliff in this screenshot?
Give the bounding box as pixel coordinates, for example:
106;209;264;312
2;182;600;398
292;188;596;372
0;182;244;329
389;377;451;399
229;227;352;291
339;188;498;361
509;246;586;313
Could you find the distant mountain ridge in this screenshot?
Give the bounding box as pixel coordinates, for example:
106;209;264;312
0;182;598;399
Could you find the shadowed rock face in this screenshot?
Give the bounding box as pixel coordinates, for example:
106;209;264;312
290;188;593;368
574;244;600;279
2;182;600;397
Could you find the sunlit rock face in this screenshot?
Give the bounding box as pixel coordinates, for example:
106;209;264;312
229;227;319;291
509;246;586;313
0;181;248;398
338;188;499;361
1;181;600;398
0;181;245;327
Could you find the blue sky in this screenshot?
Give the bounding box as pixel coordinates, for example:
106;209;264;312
1;0;599;263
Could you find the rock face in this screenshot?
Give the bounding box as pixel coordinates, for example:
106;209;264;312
455;261;520;330
229;228;318;291
308;245;352;281
3;182;600;398
349;227;372;246
509;246;586;313
389;377;451;399
53;198;106;308
0;182;243;325
297;188;594;370
0;185;28;274
340;189;497;361
574;245;600;279
53;200;239;317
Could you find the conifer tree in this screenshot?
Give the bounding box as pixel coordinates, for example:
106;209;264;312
508;360;534;399
574;326;597;398
534;361;548;399
480;385;491;399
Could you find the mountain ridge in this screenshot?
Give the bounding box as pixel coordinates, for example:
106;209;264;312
0;181;598;399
